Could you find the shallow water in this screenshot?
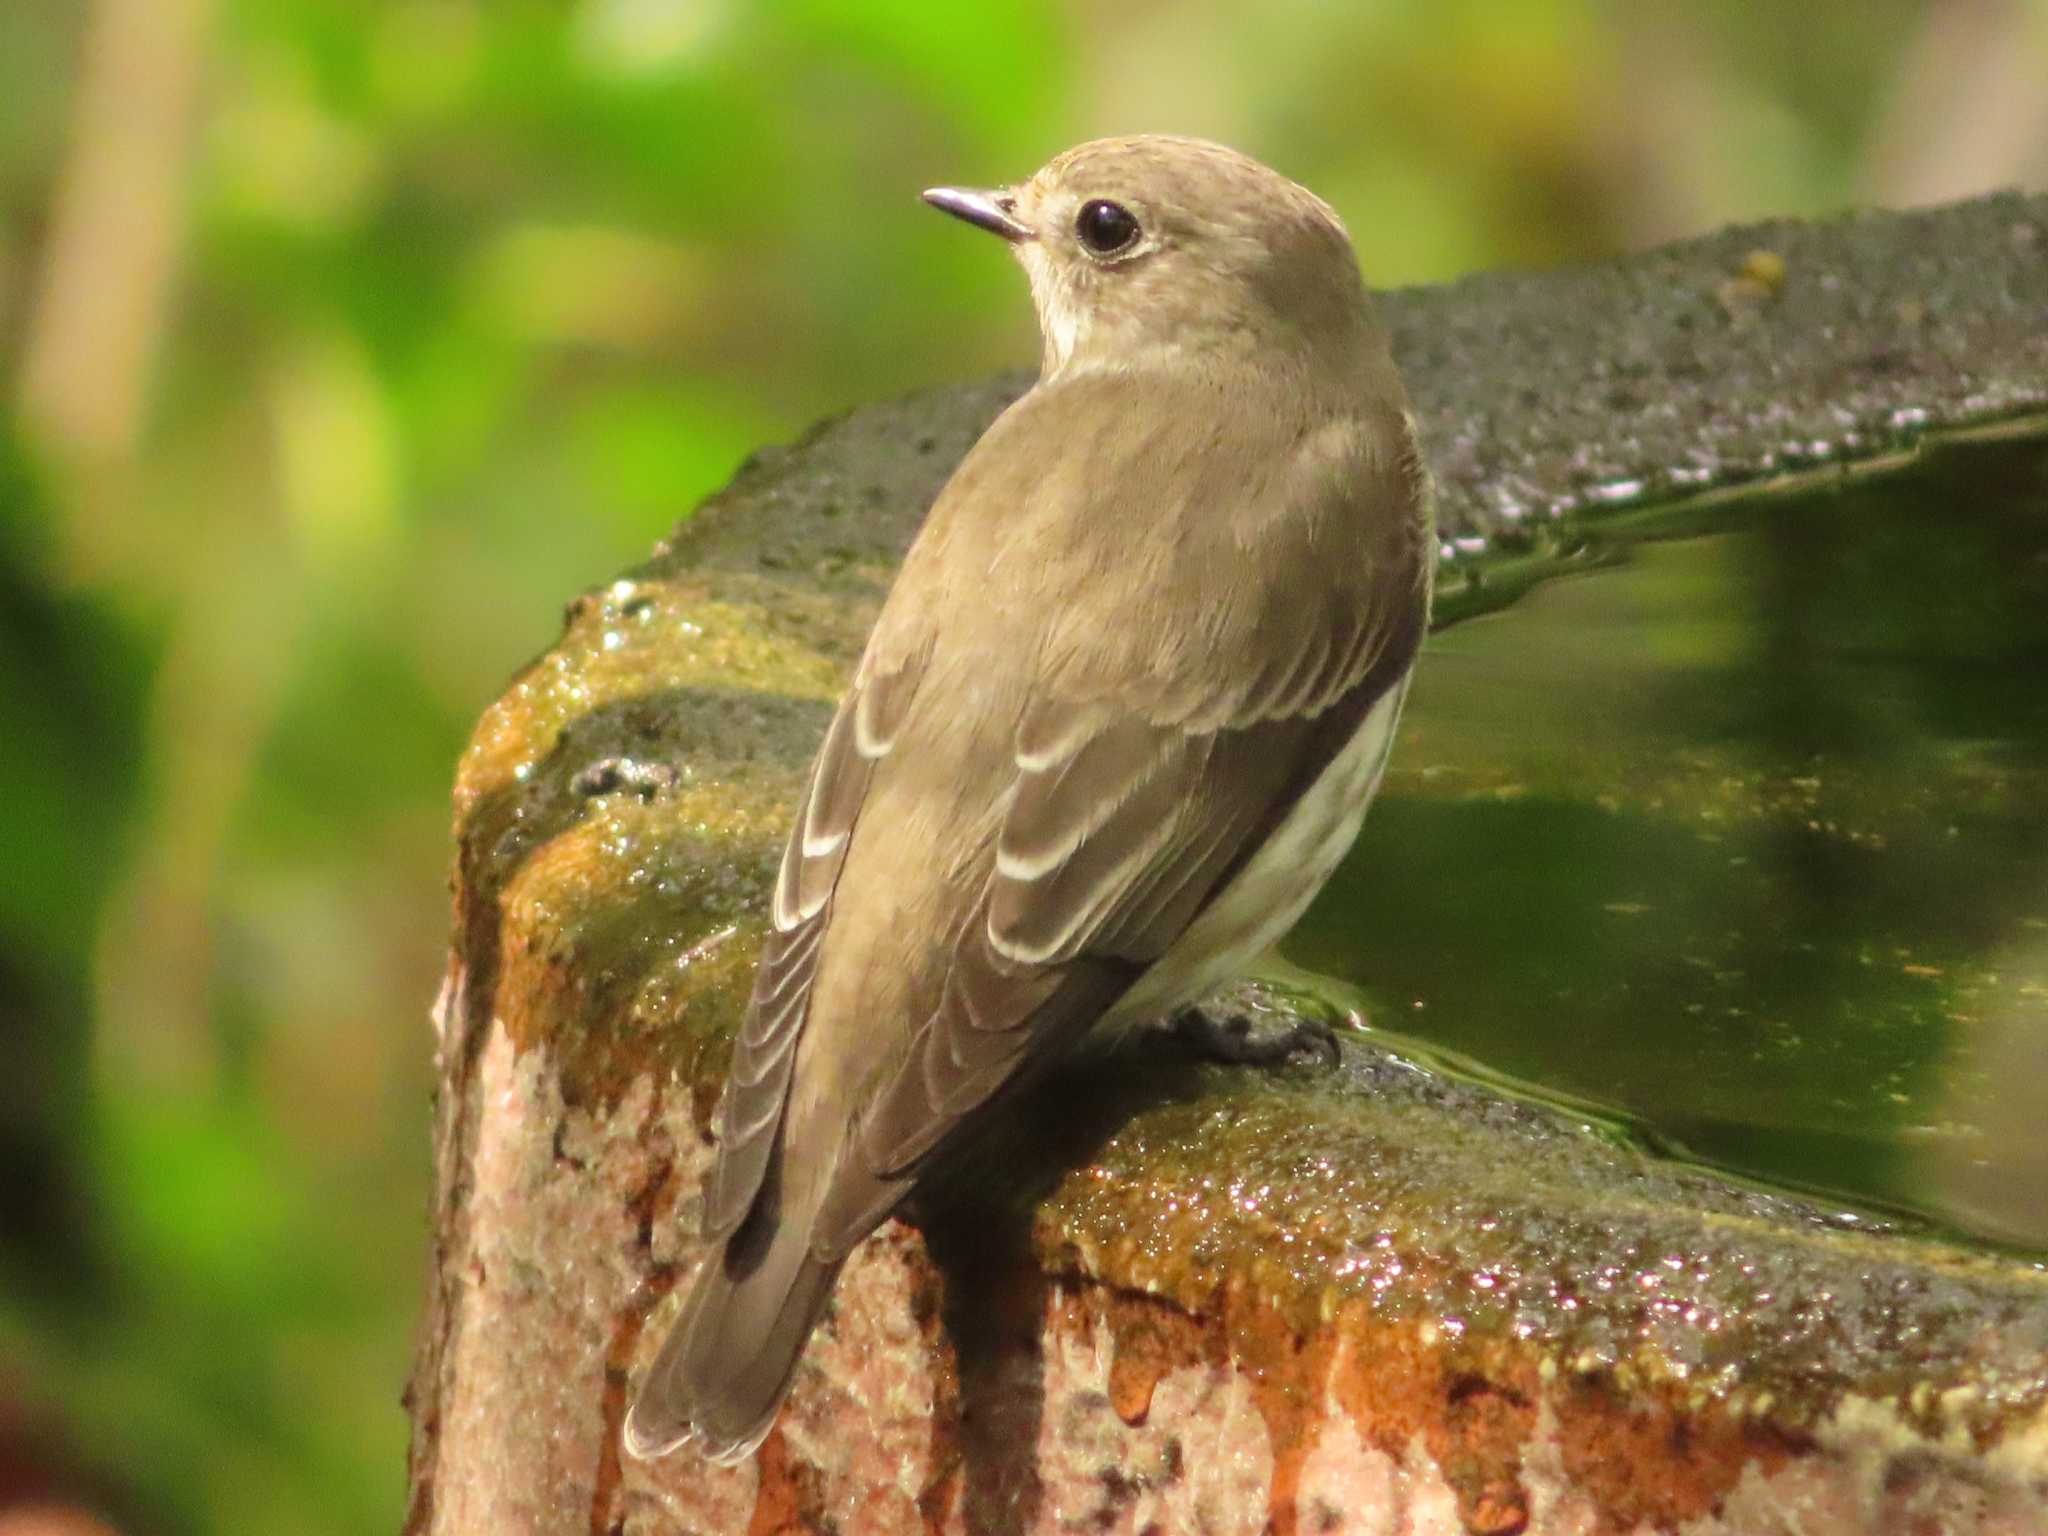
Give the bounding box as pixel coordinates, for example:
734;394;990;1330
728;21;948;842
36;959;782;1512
1296;432;2048;1250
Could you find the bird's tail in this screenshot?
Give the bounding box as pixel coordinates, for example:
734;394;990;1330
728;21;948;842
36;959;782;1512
622;1201;845;1465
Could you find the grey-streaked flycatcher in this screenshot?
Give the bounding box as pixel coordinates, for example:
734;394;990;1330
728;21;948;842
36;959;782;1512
625;135;1434;1463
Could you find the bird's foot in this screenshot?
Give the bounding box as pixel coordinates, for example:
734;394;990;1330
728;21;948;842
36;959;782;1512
1165;986;1349;1068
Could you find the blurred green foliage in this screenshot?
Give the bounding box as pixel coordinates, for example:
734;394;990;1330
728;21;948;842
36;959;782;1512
0;0;2037;1530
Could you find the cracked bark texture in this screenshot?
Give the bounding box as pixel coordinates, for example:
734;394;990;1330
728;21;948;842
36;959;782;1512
406;193;2048;1534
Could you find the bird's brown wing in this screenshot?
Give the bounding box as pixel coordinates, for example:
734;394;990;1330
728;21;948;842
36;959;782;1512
702;645;928;1238
845;610;1417;1202
716;380;1431;1256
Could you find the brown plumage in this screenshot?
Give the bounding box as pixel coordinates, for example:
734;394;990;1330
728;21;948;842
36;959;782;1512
624;135;1434;1463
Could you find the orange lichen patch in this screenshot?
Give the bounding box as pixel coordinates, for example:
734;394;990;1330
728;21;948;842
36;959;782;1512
1428;1361;1538;1533
1103;1292;1210;1426
744;1428;826;1536
489;808;768;1110
1209;1281;1537;1536
1547;1374;1804;1532
1063;1267;1799;1536
1465;1492;1530;1535
1060;1268;1529;1536
1217;1298;1337;1536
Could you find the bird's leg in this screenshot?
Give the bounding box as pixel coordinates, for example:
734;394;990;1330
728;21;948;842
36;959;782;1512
1162;970;1364;1068
1167;999;1341;1066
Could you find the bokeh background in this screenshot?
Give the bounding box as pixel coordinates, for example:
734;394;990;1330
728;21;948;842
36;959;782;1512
1;1;2044;1531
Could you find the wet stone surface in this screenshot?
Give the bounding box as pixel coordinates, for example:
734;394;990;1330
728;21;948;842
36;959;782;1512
417;190;2048;1534
1390;191;2048;534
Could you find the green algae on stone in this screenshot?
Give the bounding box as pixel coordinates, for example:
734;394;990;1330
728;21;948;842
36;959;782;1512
511;804;776;1113
451;701;837;1119
458;575;849;817
448;554;885;1111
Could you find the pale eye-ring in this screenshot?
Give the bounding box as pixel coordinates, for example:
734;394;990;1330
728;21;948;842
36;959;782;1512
1074;199;1141;257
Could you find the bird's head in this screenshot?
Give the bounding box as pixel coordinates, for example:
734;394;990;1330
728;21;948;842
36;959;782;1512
925;135;1374;380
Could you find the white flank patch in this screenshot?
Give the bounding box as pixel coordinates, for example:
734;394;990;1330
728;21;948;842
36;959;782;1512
1110;670;1411;1027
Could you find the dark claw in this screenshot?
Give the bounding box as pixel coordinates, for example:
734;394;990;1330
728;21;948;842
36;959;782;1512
1165;1002;1343;1068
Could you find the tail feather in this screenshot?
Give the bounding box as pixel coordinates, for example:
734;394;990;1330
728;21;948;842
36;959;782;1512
624;1208;844;1464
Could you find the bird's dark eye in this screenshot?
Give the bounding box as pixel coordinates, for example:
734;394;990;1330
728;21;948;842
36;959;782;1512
1075;199;1141;257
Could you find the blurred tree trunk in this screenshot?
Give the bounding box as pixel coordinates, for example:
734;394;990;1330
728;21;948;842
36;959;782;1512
16;0;211;459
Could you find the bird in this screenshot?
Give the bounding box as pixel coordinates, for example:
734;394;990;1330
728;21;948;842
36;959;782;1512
624;134;1434;1464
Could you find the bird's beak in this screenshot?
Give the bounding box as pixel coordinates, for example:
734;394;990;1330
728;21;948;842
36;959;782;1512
921;186;1034;243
